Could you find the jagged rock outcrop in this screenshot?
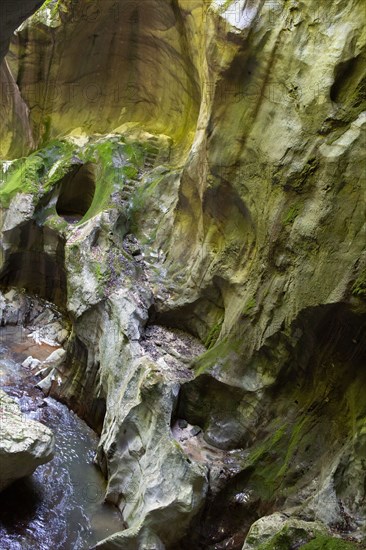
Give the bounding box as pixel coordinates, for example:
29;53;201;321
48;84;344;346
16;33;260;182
0;389;54;491
0;0;365;548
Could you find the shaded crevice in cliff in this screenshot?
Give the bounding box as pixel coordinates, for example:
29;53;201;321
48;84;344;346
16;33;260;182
47;331;107;435
330;54;366;108
0;220;67;307
0;0;43;60
55;162;96;222
174;302;366;548
151;278;225;345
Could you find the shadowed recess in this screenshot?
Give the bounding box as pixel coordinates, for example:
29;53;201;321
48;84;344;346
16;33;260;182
0;221;67;306
56;162;96;222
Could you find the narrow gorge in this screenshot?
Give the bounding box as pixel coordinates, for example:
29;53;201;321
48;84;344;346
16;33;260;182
0;1;365;549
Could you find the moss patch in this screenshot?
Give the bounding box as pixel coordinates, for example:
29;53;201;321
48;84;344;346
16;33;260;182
0;140;75;207
301;534;360;549
352;271;366;298
283;204;300;225
0;156;44;205
242;297;256;315
204;317;224;349
0;135;149;221
256;530;359;550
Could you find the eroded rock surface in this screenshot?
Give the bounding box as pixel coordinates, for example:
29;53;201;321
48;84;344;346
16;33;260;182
0;0;365;548
0;389;54;491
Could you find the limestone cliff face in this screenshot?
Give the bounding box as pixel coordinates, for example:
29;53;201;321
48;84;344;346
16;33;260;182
5;0;204;154
0;0;42;157
0;0;366;548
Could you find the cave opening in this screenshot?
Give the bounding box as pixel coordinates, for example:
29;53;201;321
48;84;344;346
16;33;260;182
0;221;67;307
56;162;96;223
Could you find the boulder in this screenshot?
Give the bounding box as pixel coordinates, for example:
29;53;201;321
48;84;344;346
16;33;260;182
0;390;55;491
242;513;328;549
22;355;41;370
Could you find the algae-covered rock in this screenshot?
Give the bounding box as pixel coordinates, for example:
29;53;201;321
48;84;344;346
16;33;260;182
244;512;361;549
243;513;328;549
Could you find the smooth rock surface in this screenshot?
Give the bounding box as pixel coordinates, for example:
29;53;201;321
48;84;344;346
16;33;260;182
0;389;55;491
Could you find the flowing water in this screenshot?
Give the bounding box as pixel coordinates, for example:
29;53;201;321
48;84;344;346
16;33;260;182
0;326;124;550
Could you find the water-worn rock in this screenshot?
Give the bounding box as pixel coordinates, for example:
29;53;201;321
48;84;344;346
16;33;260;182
0;0;365;547
22;355;41;370
0;390;54;491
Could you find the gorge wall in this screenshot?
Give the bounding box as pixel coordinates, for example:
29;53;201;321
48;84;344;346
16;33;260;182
0;0;366;548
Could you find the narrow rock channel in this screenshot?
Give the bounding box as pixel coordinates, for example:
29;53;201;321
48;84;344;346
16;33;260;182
0;0;365;548
0;326;123;550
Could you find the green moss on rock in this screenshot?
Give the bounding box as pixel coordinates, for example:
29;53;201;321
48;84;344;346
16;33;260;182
352;271;366;298
0;135;150;222
301;534;360;549
256;531;359;550
204;317;224;349
242;297;256;315
283;204;300;225
0;155;43;206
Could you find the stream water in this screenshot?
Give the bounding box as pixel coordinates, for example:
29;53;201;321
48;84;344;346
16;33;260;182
0;326;124;550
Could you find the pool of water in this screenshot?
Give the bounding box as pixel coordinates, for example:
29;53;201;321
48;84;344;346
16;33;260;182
0;326;124;550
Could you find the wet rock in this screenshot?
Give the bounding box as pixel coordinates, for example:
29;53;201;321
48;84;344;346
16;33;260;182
0;390;54;492
21;355;41;370
0;0;365;546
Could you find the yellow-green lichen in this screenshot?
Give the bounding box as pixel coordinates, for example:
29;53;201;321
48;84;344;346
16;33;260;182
204;317;224;349
283;204;300;225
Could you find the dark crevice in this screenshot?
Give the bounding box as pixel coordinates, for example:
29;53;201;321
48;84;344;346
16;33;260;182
0;221;67;307
55;162;96;222
175;302;366;548
151;282;225;344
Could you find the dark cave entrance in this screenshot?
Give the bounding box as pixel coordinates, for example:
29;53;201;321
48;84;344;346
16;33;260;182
56;163;96;223
0;221;67;307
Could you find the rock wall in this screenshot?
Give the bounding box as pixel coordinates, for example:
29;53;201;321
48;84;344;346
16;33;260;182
0;0;43;157
0;0;365;548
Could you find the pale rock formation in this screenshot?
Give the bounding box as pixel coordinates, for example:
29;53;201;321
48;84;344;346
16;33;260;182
0;0;365;548
242;512;328;549
0;389;54;491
